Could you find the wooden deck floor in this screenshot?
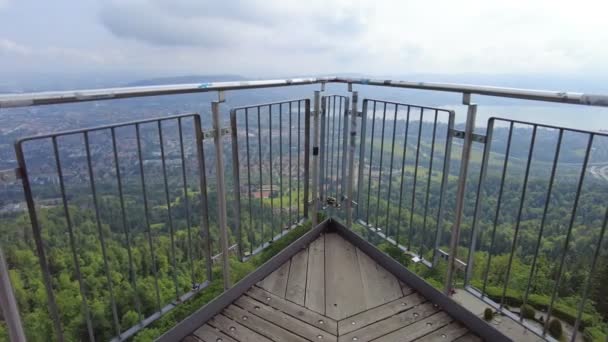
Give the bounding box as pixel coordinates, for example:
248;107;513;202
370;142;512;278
183;233;481;342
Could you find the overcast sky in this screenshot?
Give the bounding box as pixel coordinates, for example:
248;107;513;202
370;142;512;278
1;0;607;79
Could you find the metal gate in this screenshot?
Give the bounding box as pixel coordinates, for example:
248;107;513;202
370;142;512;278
14;113;213;342
230;99;311;261
353;99;455;266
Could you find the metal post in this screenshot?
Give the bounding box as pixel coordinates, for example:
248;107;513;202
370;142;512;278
212;101;231;289
345;91;358;227
311;91;321;226
319;97;327;208
340;96;350;202
444;93;477;295
0;247;26;342
230;109;243;260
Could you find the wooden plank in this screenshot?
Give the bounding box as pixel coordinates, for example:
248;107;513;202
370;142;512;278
400;281;415;296
257;258;291;298
452;333;482;342
193;324;238;342
305;234;325;314
182;336;202;342
325;233;366;320
286;248;308;306
356;248;402;309
209;314;272;342
248;286;338;335
235;296;337;342
413;321;469;342
337;293;425;335
223;304;309;342
337;302;438;342
373;312;452;342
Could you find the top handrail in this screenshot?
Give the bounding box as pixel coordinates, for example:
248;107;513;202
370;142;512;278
1;76;607;108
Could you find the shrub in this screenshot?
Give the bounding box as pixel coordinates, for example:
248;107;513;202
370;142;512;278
520;304;536;320
548;319;563;339
484;308;494;321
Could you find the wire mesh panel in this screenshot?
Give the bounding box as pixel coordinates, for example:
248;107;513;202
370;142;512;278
14;113;213;342
230;99;310;260
465;117;608;339
354;99;455;264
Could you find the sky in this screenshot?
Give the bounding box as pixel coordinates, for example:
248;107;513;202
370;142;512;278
1;0;608;80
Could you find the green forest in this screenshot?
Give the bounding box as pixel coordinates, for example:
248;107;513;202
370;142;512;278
1;119;608;342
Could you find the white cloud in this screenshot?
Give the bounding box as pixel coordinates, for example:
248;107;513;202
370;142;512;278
2;0;608;76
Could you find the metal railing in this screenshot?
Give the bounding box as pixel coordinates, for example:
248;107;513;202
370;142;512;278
1;77;607;342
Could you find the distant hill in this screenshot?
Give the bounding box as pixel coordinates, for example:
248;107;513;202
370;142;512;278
125;74;247;87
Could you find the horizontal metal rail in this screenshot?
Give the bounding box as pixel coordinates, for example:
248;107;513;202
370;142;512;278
2;76;608;108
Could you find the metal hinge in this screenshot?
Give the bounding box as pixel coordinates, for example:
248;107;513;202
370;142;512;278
450;129;487;144
346;109;360;117
0;168;22;183
202;128;231;140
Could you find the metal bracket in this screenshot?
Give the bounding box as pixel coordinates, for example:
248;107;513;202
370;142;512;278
348;110;363;117
217;90;226;103
450;129;486;144
202;127;231;140
0;168;22;183
436;248;467;271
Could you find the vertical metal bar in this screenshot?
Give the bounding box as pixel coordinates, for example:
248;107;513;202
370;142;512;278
444;95;477;295
336;97;343;198
244;109;255;255
14;141;65;341
319;97;327;207
212;101;232;290
193;115;213;281
571;206;607;341
136;123;162;308
310;94;318;225
230;109;243;260
544;134;594;335
304;99;311;219
384;104;399;238
366;101;377;224
329;96;336;198
52;137;96;340
341;96;350;201
408;108;424;250
482;121;514;295
419;110;438;257
158;121;181;299
84;131;121;335
257;106;265;243
464;118;494;285
375;102;388;230
177;119;196;286
288;103;293;226
268;105;275;238
0;247;26;342
297;101;301;218
395;107;411;245
345;91;358;228
279;103;284;230
111;128;142;323
432;111;455;266
522;129;562;307
324;97;331;199
355;99;368;220
500;125;537;308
